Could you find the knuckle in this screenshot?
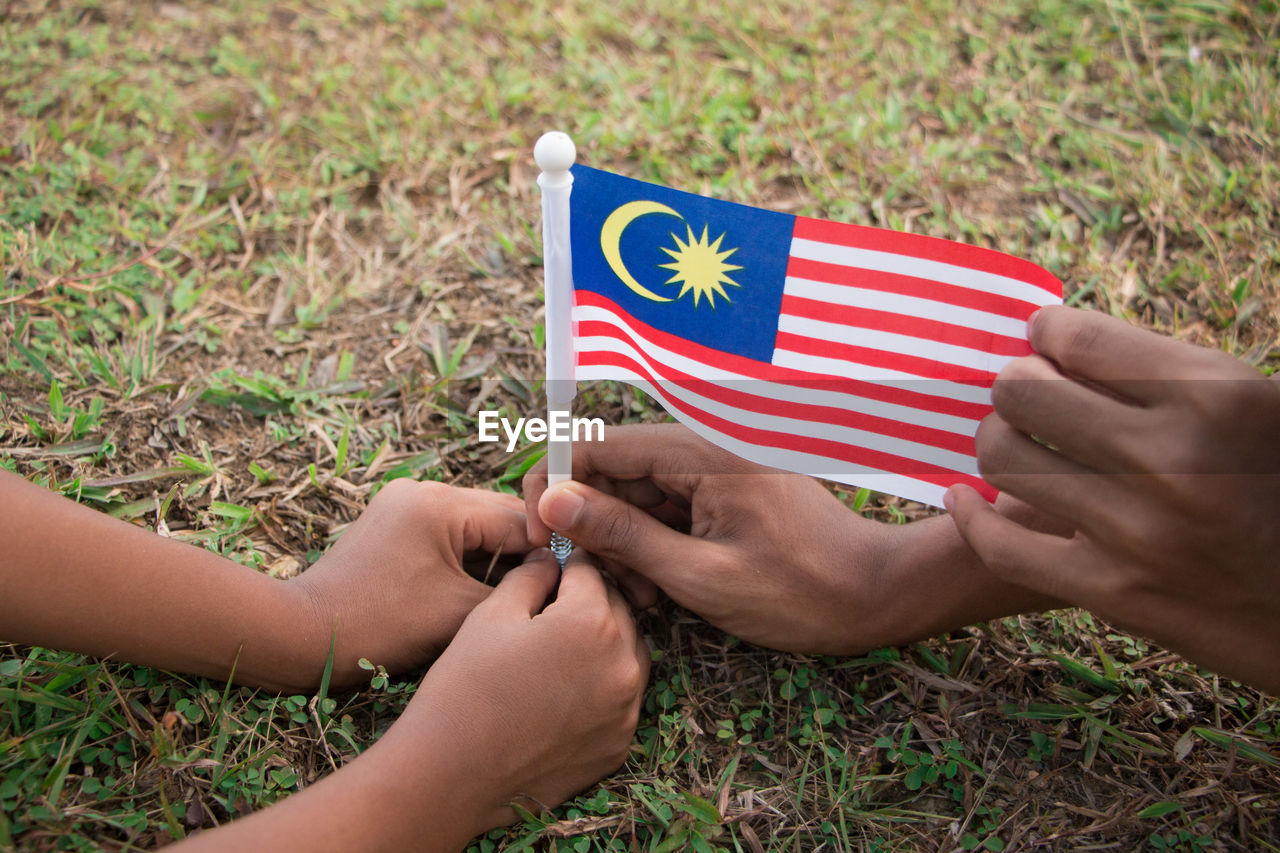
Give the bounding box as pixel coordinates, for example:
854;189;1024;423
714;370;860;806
974;416;1016;482
597;504;642;556
990;370;1036;419
371;476;447;521
1057;314;1101;364
410;479;451;515
412;478;450;500
1076;559;1154;615
1103;430;1150;476
521;458;549;492
612;662;640;699
374;476;416;501
702;551;737;584
1116;512;1178;566
577;601;615;640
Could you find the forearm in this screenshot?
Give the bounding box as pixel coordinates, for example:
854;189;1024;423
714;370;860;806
171;696;490;852
0;470;328;692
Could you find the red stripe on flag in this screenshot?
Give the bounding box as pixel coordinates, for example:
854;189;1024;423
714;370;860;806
792;217;1062;297
785;256;1040;321
781;294;1033;358
573;290;994;420
578;325;978;456
773;330;998;387
578;347;995;499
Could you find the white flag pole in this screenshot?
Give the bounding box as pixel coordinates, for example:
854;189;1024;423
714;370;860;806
534;131;577;570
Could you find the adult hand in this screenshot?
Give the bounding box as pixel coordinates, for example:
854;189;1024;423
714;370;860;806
398;549;650;830
948;305;1280;694
290;478;530;687
523;424;907;654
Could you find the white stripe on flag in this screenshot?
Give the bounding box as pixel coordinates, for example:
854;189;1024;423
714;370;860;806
776;314;1017;375
782;276;1030;340
769;348;994;407
789;237;1060;308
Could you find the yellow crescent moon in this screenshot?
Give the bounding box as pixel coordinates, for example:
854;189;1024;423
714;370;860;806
600;200;683;302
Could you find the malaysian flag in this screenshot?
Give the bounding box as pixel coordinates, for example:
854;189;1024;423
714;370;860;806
566;165;1062;507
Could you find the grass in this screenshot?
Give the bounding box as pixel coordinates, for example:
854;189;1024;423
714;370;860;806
2;0;1278;849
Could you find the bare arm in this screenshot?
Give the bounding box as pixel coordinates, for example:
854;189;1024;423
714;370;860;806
1;475;648;850
173;552;649;852
0;471;530;692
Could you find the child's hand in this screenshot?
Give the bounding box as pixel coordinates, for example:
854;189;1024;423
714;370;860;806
171;549;648;851
948;306;1280;694
383;549;650;834
290;479;531;688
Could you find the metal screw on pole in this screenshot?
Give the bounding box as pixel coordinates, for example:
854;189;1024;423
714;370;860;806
549;532;574;571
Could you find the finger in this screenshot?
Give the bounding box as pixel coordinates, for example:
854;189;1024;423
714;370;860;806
614;479;668;510
603;571;639;651
946;483;1087;605
992;355;1148;474
551;552;611;608
992;491;1076;538
633;637;652;688
461;488;526;513
486;550;560;618
975;413;1126;531
601;558;660;609
450;489;532;554
523;423;732;543
1029;306;1199;403
537;480;706;591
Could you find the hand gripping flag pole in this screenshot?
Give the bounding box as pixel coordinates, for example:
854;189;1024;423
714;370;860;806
535;132;577;571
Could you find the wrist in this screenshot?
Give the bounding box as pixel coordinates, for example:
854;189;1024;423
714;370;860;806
288;568;490;691
230;576;336;694
283;572;376;692
869;515;1060;646
813;509;898;654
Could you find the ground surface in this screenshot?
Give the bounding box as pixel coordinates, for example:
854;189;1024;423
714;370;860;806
1;1;1278;850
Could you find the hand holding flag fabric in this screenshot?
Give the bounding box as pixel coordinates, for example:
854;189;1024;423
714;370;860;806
947;306;1280;695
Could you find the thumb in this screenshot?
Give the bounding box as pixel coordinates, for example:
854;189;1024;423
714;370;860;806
946;483;1077;603
538;481;696;589
946;484;1008;567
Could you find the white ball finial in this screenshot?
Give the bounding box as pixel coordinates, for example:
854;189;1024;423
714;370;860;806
534;131;576;174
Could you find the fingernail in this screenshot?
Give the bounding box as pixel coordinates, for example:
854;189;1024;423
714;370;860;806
542;485;585;529
942;487;956;514
526;547;552;561
1026;309;1041;336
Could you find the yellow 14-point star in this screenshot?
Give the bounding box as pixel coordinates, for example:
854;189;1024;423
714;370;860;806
658;223;743;308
